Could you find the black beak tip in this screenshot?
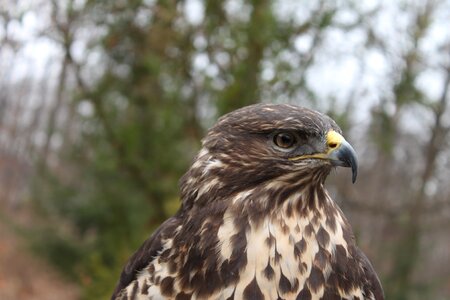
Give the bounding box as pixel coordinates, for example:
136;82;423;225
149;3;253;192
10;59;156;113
352;165;357;184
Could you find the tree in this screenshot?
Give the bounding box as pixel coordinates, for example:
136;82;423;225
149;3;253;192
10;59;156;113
1;1;450;299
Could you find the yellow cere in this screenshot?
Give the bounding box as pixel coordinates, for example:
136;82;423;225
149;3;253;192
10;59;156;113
326;130;344;153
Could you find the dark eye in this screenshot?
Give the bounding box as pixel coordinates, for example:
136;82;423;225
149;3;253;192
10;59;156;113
273;132;296;149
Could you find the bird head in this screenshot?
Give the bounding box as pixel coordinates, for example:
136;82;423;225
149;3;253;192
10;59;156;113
180;104;357;209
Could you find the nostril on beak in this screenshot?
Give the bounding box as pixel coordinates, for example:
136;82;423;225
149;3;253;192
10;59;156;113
328;142;338;149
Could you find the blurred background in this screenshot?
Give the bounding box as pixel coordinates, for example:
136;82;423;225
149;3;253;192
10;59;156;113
0;0;449;299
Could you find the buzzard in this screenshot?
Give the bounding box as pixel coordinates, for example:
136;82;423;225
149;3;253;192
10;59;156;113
112;104;384;300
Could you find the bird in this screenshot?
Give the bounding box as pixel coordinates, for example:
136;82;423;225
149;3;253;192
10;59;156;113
112;104;384;300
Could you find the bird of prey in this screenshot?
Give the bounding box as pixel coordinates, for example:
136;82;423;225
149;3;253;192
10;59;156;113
112;104;384;300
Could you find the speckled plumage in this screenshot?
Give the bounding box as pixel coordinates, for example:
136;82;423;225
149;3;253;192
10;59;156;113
112;104;384;300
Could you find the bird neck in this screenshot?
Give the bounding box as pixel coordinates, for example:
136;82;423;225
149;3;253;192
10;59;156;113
227;177;345;228
179;157;348;245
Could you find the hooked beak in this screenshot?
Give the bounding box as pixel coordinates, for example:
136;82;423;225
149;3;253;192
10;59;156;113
288;130;358;183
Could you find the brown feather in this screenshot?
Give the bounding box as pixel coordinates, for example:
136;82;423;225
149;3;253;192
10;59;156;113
111;104;384;300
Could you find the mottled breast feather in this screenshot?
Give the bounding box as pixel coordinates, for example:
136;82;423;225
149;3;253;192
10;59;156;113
111;103;384;300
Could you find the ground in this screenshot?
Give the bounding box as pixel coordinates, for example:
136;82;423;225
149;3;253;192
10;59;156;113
0;214;79;300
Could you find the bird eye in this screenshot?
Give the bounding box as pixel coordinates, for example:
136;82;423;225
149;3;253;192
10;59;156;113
273;132;296;149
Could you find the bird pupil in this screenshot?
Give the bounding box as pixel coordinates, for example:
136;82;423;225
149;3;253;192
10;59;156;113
281;135;291;144
275;132;295;148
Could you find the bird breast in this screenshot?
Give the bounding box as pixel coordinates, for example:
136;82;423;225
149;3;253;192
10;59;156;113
215;194;352;300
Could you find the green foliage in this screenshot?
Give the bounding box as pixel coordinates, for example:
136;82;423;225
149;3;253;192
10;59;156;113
30;227;85;280
32;1;316;298
28;1;447;299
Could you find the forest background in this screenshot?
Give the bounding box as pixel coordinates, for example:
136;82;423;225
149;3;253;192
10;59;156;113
0;0;449;299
